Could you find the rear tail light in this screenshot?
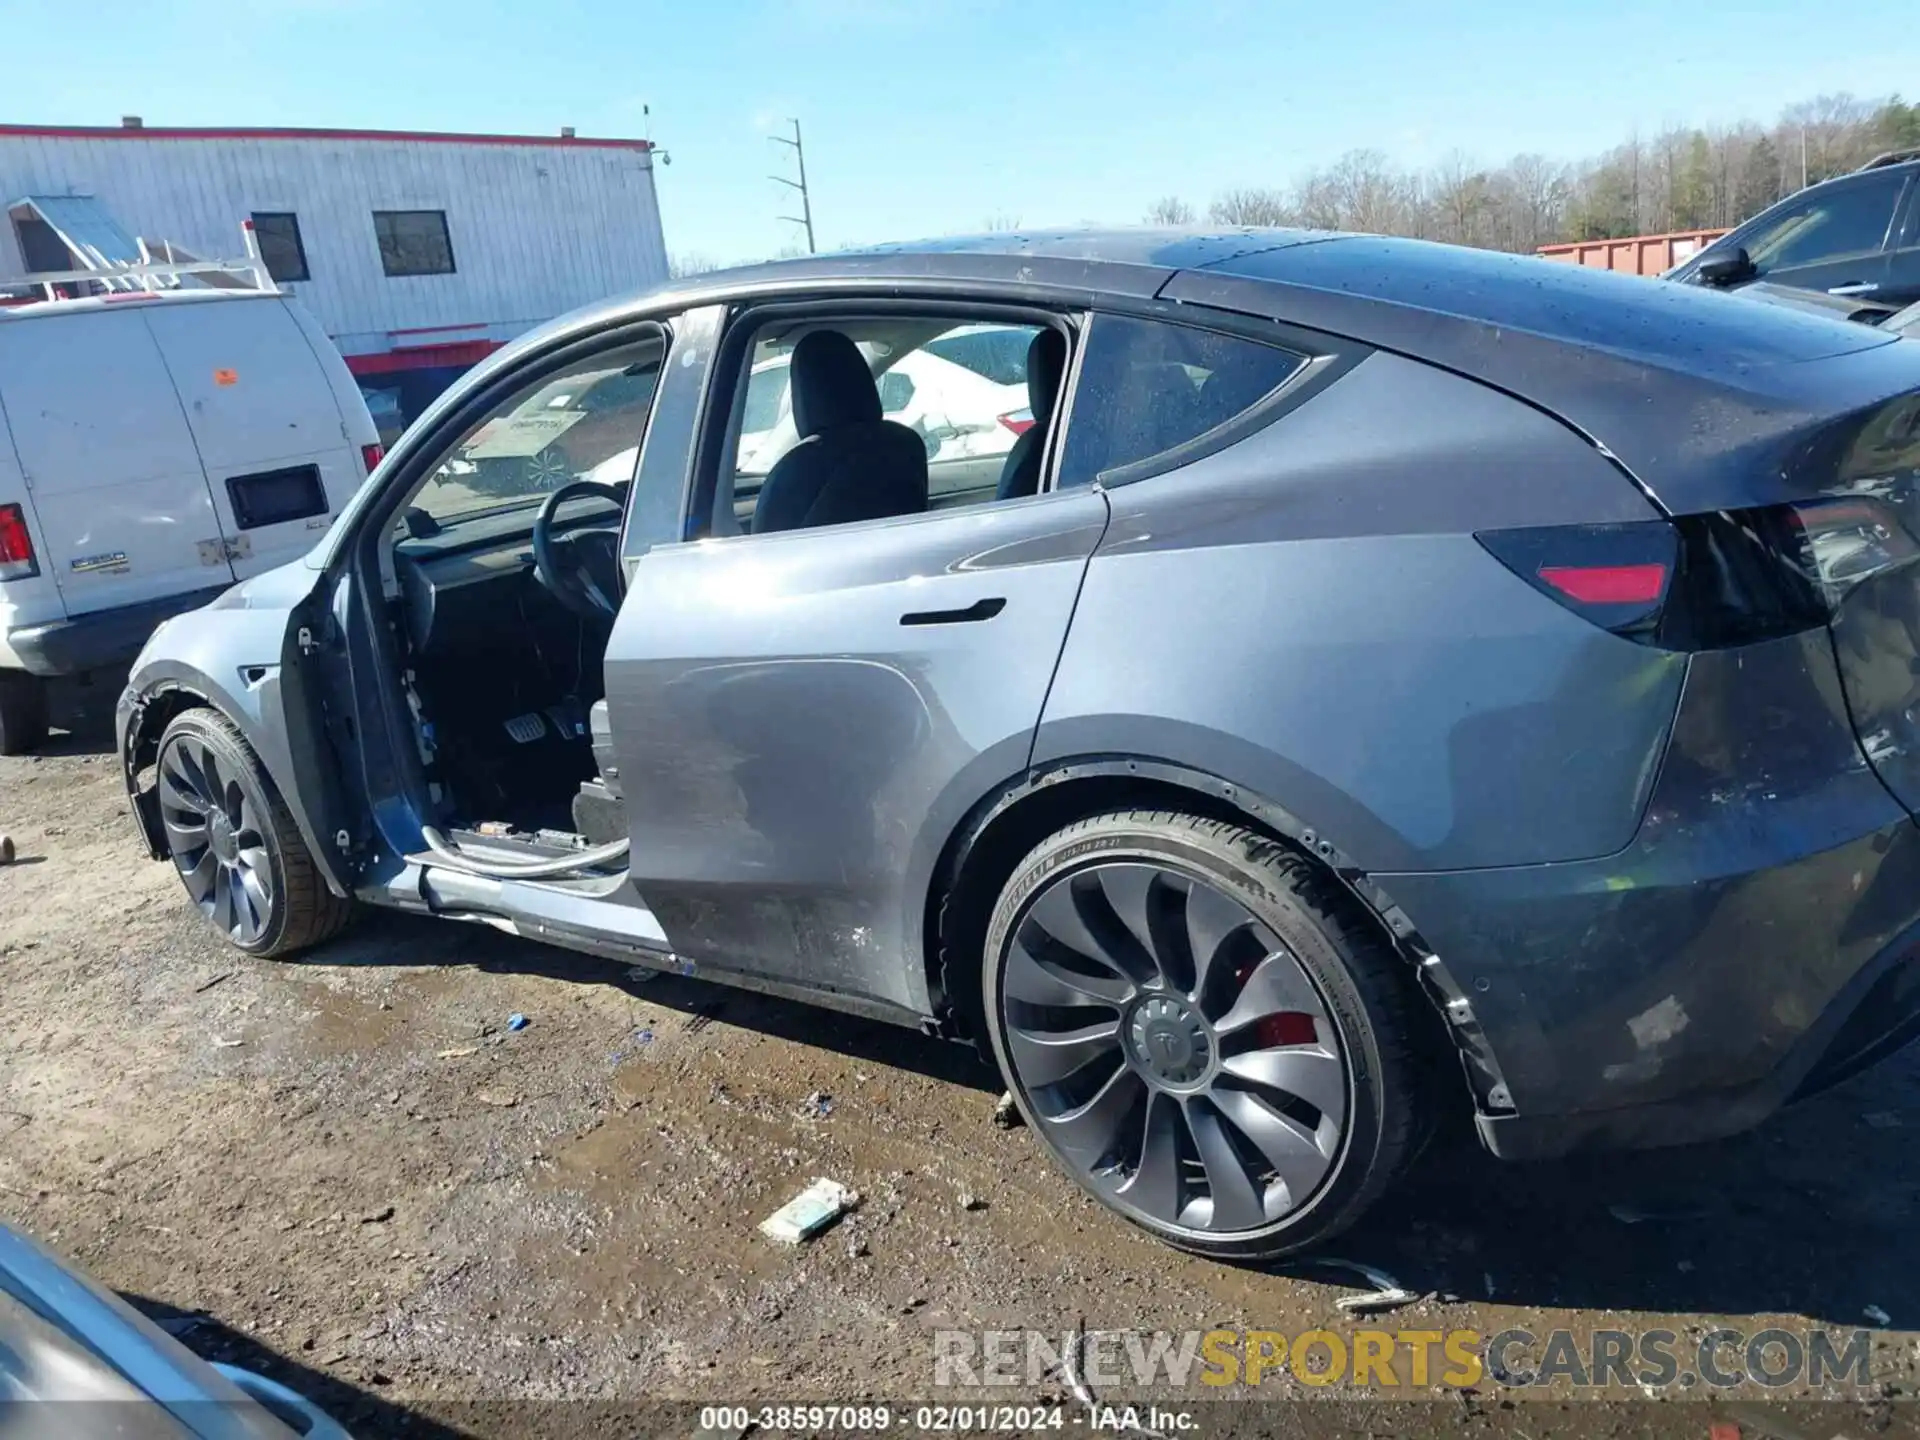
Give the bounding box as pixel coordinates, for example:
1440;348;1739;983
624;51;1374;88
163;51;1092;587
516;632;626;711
361;443;385;476
1477;522;1677;640
1479;511;1841;651
0;503;38;581
998;409;1035;436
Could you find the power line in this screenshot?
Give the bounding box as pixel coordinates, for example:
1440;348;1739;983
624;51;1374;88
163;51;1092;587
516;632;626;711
768;117;815;254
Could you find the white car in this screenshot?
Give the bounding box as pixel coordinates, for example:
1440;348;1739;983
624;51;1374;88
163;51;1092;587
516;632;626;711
736;323;1035;498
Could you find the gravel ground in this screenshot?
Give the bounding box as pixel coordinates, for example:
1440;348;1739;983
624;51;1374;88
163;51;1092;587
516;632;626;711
6;681;1920;1438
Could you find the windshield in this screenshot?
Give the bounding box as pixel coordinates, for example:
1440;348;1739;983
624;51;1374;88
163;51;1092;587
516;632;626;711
407;348;661;525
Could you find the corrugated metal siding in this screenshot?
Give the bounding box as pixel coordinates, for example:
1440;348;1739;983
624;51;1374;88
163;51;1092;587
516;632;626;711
1536;229;1728;276
0;134;667;343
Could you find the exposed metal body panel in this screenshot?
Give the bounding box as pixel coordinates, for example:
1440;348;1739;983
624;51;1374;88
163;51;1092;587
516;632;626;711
606;489;1110;1014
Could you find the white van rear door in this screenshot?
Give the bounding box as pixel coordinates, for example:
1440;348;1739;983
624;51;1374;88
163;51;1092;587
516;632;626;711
0;307;235;617
141;297;364;579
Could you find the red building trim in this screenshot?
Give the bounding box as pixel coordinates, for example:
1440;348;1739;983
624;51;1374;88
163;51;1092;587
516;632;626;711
0;123;649;152
344;340;503;377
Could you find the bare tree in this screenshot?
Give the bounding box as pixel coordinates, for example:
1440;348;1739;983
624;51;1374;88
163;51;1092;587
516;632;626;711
668;252;720;278
1150;89;1909;258
1208;187;1294;226
982;212;1023;231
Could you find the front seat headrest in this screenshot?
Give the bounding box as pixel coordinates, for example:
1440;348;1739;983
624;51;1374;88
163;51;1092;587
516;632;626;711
1026;328;1068;427
788;330;880;437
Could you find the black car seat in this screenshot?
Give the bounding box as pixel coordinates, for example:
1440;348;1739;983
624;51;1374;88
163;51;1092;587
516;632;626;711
753;331;929;534
996;328;1069;501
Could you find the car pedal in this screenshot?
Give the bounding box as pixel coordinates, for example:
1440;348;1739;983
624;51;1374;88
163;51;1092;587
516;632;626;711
503;712;547;744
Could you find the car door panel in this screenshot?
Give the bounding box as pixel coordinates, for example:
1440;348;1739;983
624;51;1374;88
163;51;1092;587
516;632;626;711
604;491;1109;1012
1886;179;1920;309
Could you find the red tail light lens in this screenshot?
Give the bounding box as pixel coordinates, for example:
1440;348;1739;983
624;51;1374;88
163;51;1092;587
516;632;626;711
1536;563;1670;605
1478;522;1676;640
361;443;385;476
0;503;38;580
998;409;1035;436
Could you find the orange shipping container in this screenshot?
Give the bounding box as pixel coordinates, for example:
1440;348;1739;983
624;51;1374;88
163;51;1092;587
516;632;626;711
1536;228;1729;277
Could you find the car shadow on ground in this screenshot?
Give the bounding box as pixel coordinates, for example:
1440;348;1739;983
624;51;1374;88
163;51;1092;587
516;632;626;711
326;910;1920;1328
322;908;1004;1096
33;671;126;758
124;1293;472;1438
1303;1049;1920;1329
320;907;1920;1326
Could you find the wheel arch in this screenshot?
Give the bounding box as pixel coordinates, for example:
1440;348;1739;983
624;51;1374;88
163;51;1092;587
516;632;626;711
925;755;1501;1115
119;664;349;899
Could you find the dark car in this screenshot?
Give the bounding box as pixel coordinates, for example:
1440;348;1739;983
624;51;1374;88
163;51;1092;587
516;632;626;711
1669;150;1920;308
116;230;1920;1260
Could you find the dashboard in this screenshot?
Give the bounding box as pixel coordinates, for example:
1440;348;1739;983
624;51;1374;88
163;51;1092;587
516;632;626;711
392;499;622;655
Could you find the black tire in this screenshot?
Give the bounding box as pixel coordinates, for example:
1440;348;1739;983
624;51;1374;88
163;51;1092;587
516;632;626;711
0;672;49;756
980;809;1428;1261
155;708;354;957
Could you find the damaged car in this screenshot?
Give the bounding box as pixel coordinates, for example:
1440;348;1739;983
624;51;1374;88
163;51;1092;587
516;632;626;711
118;230;1920;1259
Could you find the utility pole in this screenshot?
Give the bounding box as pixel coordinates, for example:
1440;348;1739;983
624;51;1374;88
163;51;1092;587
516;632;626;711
769;118;816;254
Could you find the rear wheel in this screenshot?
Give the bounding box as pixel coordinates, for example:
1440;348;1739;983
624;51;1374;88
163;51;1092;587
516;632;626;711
155;708;354;957
981;809;1428;1260
0;672;49;755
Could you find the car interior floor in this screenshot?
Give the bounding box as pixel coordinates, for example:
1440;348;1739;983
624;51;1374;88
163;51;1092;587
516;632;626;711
407;603;608;838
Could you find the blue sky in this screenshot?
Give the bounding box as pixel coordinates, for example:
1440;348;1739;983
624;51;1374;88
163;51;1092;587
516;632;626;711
9;0;1919;263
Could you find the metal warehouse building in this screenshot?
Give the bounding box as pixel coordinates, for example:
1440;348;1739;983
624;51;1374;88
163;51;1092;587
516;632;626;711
0;121;668;422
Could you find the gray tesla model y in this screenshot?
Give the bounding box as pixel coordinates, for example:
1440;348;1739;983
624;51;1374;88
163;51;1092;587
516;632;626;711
118;230;1920;1258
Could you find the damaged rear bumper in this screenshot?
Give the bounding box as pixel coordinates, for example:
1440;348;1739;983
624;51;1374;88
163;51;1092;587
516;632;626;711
1378;631;1920;1161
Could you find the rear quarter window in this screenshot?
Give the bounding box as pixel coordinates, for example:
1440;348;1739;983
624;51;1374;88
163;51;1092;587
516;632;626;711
1057;315;1304;487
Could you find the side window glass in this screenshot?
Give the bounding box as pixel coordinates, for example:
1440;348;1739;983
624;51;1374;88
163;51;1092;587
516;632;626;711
878;370;915;415
406;340;661;528
1056;315;1303;488
723;318;1047;530
1749;178;1902;272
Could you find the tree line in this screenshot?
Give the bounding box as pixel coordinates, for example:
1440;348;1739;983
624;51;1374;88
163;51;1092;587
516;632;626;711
1146;93;1920;252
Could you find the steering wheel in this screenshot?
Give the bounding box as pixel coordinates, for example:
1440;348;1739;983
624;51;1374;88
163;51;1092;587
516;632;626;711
531;480;626;621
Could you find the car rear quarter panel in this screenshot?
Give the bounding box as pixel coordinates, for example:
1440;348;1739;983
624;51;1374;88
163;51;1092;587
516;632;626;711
1034;350;1687;873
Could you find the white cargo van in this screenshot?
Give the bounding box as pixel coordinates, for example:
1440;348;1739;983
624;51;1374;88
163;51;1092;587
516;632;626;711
0;288;380;752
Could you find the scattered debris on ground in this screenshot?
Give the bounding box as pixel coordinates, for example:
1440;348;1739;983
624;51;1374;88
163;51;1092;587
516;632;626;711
1317;1258;1421;1314
991;1091;1021;1129
473;1089;519;1109
798;1090;834;1119
759;1178;858;1244
1866;1304;1893;1326
507;1013;529;1032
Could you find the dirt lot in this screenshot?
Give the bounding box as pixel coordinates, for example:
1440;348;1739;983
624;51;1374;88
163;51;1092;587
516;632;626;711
7;682;1920;1439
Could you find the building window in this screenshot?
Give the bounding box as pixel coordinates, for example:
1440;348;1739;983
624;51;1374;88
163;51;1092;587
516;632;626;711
250;212;309;283
14;216;73;274
373;210;455;277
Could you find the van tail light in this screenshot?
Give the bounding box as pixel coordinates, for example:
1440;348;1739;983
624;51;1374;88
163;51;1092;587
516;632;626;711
998;409;1035;436
0;503;38;581
361;443;385;476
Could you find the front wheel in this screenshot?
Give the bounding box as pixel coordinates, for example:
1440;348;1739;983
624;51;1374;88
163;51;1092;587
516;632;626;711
155;708;354;957
981;809;1429;1261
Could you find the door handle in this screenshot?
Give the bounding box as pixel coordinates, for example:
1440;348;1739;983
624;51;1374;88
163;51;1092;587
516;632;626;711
1828;282;1881;295
900;597;1006;626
